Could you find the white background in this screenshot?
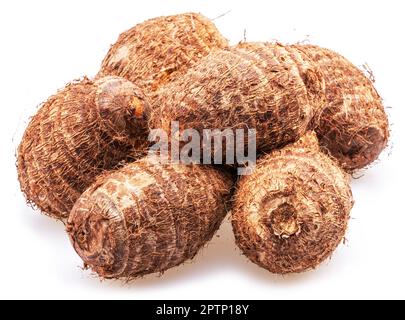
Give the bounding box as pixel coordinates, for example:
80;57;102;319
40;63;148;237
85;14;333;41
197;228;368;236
1;0;404;300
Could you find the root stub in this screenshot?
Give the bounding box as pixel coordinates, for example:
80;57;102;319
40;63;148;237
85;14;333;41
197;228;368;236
67;158;234;279
264;203;301;238
232;132;354;274
17;76;150;220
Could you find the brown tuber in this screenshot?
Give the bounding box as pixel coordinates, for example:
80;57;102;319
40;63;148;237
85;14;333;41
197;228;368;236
14;10;391;282
149;42;326;157
67;158;233;279
293;44;390;171
17;76;150;220
98;13;229;92
232;132;353;274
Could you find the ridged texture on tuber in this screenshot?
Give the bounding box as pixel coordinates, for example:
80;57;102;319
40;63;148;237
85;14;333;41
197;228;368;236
232;132;353;274
17;76;150;220
67;158;233;279
98;13;229;92
294;44;389;171
149;42;326;157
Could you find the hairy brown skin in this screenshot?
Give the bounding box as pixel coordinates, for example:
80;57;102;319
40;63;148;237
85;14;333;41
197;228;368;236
232;132;353;274
67;158;233;279
17;76;150;220
98;13;229;92
149;42;325;158
294;44;389;171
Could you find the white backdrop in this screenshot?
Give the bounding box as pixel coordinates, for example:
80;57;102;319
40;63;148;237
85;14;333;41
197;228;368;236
0;0;404;299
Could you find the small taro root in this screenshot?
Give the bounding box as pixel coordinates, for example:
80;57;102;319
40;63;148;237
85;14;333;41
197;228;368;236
232;132;353;274
98;13;229;92
17;76;150;220
149;42;326;157
293;44;389;171
67;158;233;279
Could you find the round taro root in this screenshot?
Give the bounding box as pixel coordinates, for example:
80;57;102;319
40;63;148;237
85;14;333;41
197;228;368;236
17;76;150;220
149;42;326;157
293;44;389;171
98;13;229;92
67;158;233;279
232;132;354;274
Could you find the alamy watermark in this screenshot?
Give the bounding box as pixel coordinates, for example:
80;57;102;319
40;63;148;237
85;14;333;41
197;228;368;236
148;121;256;175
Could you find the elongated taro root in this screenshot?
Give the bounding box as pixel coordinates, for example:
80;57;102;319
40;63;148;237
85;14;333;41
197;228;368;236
17;76;150;220
232;132;353;274
293;44;389;171
150;42;325;157
67;158;233;279
98;13;229;92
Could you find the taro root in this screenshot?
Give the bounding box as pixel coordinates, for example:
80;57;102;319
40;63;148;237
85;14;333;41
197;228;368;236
149;42;326;158
98;13;229;92
293;44;389;171
232;132;354;274
67;158;233;279
17;76;150;220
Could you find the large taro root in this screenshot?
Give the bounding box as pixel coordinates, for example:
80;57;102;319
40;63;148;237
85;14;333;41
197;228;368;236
232;132;354;274
67;158;233;279
98;13;229;92
294;44;389;171
17;76;150;220
149;42;326;159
